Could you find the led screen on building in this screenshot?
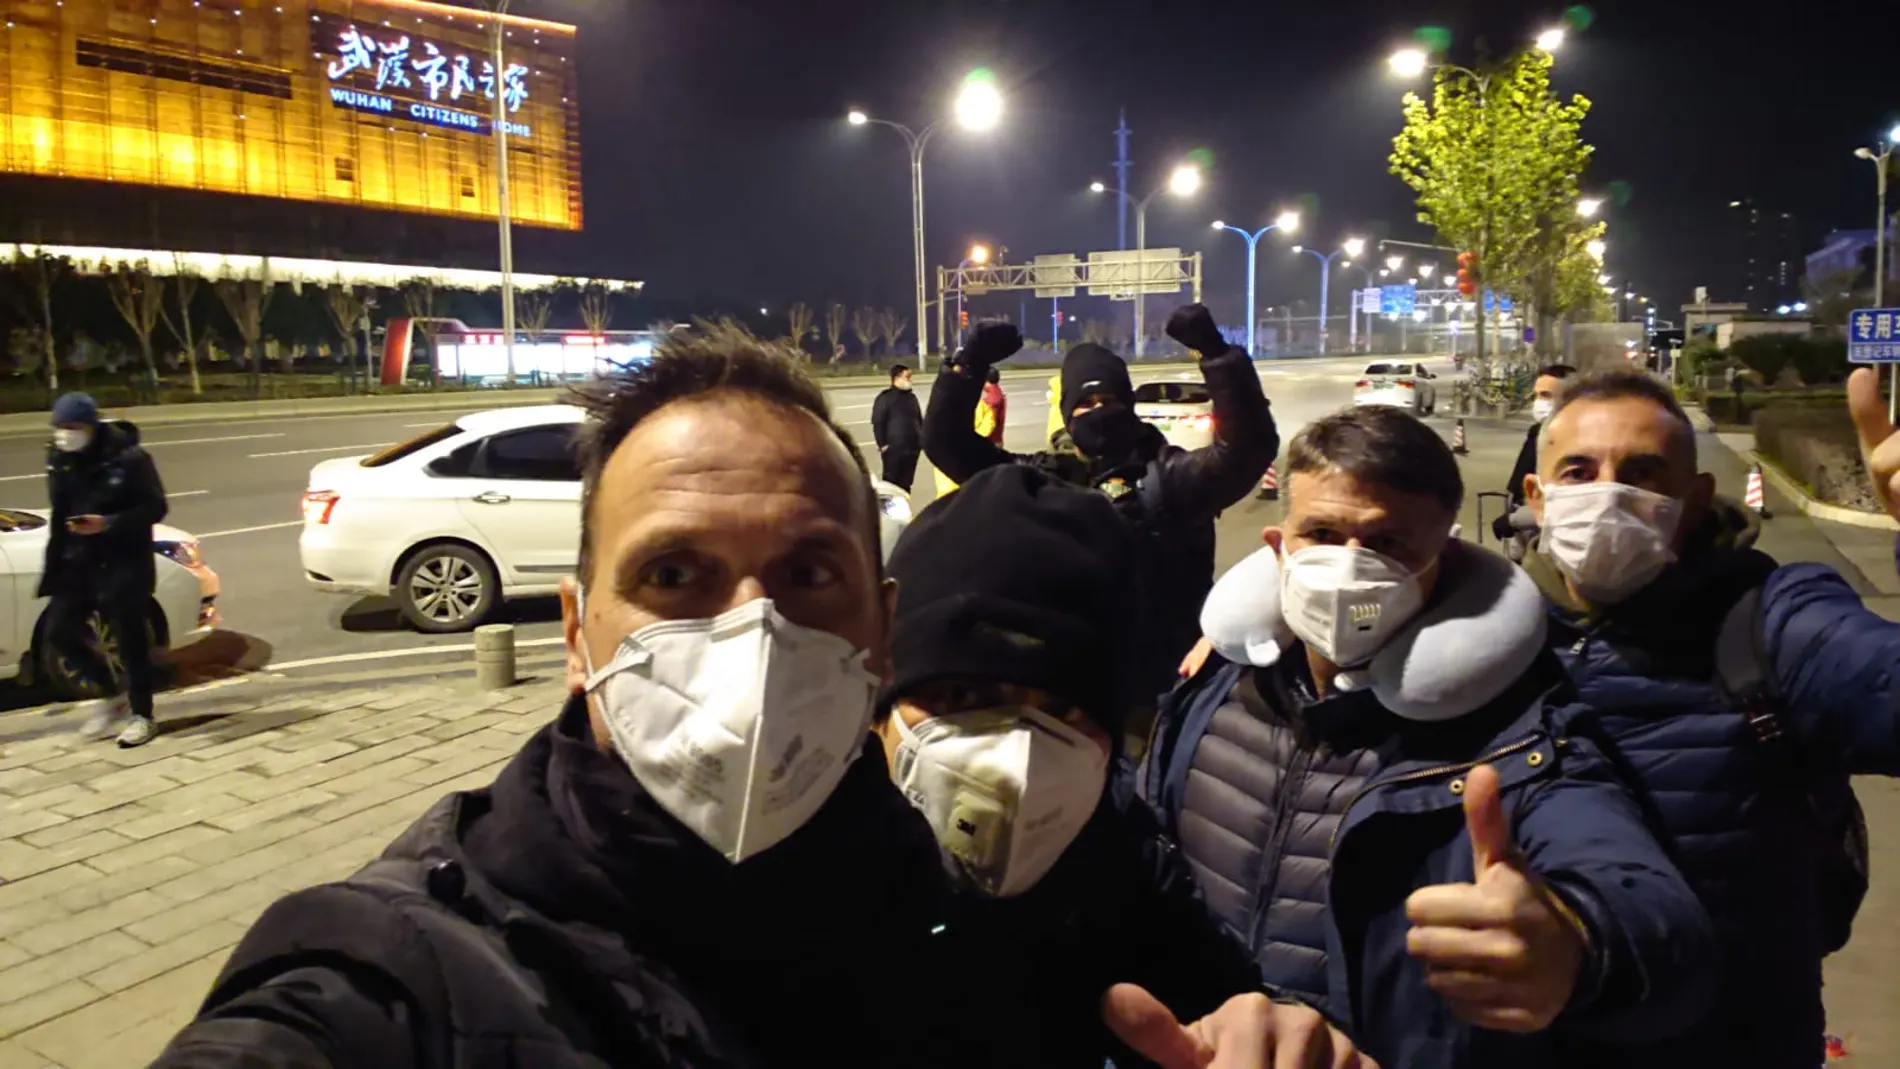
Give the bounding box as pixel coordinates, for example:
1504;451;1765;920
0;0;581;229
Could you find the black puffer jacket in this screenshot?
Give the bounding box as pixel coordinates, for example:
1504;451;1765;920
149;700;1256;1068
42;419;167;600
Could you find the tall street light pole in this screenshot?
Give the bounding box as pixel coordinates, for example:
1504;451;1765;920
847;71;1003;363
1129;164;1201;357
1856;126;1900;420
1292;241;1361;355
1211;211;1300;355
483;1;518;384
956;243;990;333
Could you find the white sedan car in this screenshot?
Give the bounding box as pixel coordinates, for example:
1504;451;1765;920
1353;362;1440;414
300;405;914;633
0;508;220;698
1134;378;1216;451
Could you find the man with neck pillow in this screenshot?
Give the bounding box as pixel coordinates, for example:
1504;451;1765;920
1142;404;1717;1068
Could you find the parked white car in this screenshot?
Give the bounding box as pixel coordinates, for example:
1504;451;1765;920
300;405;914;633
1134;377;1216;450
0;508;220;698
1353;362;1439;414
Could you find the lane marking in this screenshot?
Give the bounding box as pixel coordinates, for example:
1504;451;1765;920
170;490;210;498
147;433;286;447
247;443;391;459
196;520;304;539
265;636;566;672
0;473;42;482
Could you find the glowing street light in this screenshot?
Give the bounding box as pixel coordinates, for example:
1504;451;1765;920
1292;234;1364;353
1586;238;1608;261
1090;180;1108;193
1388;48;1429;77
1211;207;1299;354
1577;196;1603;217
1168;164;1202;197
1385;254;1405;272
1109;161;1204;356
844;68;1005;360
1418;263;1438;279
1274;210;1301;233
1342;237;1366;258
968;243;990;265
1535;27;1566;52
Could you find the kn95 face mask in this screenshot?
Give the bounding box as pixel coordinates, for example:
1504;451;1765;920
892;707;1107;898
1280;544;1426;668
580;595;879;864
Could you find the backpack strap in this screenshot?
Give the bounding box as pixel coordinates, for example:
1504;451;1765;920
1713;585;1786;746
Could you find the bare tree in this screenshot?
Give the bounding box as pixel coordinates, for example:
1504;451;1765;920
517;289;554;340
156;269;205;395
786;301;815;356
323;282;369;387
105;261;165;393
851;305;879;359
213;277;276;393
824;302;847;364
876;307;908;357
403;281;442;386
6;249;72;392
579;283;613;334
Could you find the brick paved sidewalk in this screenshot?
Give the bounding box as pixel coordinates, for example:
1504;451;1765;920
0;671;566;1069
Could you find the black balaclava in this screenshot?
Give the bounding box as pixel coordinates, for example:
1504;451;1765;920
1058;344;1140;459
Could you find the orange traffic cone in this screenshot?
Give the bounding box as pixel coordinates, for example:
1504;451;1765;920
1744;463;1770;518
1257;463;1280;501
1451;418;1468;456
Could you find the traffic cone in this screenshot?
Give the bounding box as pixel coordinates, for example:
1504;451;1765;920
1451;418;1468;456
1744;463;1771;519
1257;463;1279;501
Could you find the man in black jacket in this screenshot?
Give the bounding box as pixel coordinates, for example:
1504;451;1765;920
870;362;922;490
43;392;168;748
1491;363;1574;550
150;325;1352;1069
922;306;1276;692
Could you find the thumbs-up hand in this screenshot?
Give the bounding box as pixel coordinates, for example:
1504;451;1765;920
1403;765;1587;1033
1847;368;1900;524
1102;983;1379;1069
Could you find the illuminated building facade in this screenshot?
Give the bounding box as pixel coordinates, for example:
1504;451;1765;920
0;0;581;234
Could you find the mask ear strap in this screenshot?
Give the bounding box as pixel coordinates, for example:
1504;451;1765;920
575;584;599;681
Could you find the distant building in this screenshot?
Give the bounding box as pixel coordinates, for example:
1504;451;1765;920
1727;199;1816;312
1805;227;1900;290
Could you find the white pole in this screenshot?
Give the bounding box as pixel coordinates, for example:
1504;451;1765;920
1878;152;1893;421
1134;200;1147;357
490;10;516;386
911;142;929;362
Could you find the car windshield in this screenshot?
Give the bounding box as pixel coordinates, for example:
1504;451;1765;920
1364;363;1396;375
0;508;46;533
361;424;465;468
1134;382;1211;405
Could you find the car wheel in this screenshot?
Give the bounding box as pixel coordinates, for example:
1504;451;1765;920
395;543;499;633
37;605;159;701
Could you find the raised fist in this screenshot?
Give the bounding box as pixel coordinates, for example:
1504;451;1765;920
1166;304;1226;356
959;320;1023;368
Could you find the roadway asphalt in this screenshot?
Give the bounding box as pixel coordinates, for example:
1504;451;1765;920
0;354;1530;695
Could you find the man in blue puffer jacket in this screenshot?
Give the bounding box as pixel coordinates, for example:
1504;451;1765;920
1144;405;1717;1068
1521;368;1900;1069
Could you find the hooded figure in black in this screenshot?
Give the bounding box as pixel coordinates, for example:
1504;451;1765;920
921;306;1277;694
42;392;168;747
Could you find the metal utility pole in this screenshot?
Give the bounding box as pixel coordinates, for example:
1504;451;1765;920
1114;110;1132;251
486;2;517;385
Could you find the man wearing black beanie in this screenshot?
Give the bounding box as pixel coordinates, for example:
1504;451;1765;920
871;465;1372;1068
921;304;1277;704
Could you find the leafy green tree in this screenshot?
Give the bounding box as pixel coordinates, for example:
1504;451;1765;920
1390;49;1594;363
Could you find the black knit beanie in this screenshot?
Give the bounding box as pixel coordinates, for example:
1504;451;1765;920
885;465;1146;736
1059;343;1134;426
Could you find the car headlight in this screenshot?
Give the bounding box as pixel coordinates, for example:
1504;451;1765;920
879;492;913;524
154;540;203;568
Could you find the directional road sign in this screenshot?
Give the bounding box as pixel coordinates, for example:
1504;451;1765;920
1848;307;1900;362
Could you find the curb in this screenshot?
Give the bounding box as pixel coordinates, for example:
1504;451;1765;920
1739;450;1899;532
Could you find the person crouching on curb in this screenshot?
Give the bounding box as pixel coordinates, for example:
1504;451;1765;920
1142;404;1718;1068
877;463;1377;1069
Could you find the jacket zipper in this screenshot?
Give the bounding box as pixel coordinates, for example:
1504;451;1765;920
1326;735;1545;853
1247;743;1312;953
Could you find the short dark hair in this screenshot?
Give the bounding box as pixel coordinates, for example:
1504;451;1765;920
986;366;1001;385
570;322;877;585
1545;369;1696;464
1286;405;1463;514
1535;363;1577;381
890;363;911;382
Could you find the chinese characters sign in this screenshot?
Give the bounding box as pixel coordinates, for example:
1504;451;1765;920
1849;308;1900;363
322;20;535;137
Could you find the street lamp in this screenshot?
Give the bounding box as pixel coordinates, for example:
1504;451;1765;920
1387;48;1429;77
1577;197;1603;218
1855;128;1900;418
1211;210;1300;355
846;69;1005;361
956;243;991;332
479;0;526;384
1385;254;1405;273
1419;263;1438;280
1534;27;1566;52
1586;238;1608;262
1292;238;1358;355
1097;163;1203;356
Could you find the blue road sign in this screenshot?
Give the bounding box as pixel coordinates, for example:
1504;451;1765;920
1482;289;1515;314
1848;308;1900;362
1380;284;1417;317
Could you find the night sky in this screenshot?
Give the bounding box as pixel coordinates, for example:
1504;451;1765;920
508;0;1900;331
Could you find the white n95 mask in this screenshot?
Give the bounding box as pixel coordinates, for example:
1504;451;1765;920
52;428;91;453
892;708;1107;898
580;596;879;864
1281;544;1426;668
1531;397;1556;422
1538;480;1683;604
